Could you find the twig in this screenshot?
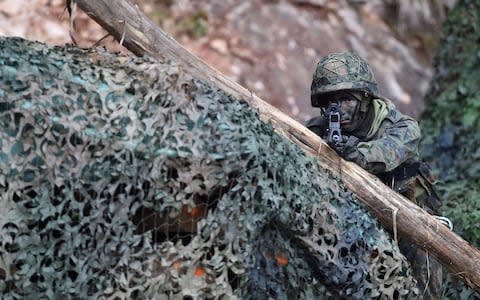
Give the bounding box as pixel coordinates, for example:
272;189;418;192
119;19;127;46
92;33;111;47
392;207;399;243
424;250;430;297
67;0;78;45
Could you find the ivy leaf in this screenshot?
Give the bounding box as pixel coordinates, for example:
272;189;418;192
10;141;23;157
461;109;478;127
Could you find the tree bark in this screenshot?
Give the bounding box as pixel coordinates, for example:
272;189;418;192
75;0;480;292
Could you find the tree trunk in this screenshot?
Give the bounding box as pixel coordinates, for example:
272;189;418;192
75;0;480;292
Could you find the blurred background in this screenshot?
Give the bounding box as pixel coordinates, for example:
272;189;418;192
0;0;457;122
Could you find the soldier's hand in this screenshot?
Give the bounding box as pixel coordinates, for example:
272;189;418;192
331;135;359;157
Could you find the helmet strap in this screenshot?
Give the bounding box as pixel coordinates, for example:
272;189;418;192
360;99;369;112
342;98;362;133
352;100;361;122
349;91;370;112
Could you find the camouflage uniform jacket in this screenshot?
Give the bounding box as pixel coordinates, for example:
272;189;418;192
306;98;421;175
307;98;444;298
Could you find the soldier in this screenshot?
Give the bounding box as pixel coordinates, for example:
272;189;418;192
305;51;447;299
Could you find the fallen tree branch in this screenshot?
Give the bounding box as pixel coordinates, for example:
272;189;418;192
76;0;480;292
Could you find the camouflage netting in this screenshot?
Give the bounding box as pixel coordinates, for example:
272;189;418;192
0;36;418;299
419;0;480;298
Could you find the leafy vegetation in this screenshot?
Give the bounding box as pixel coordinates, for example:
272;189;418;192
420;0;480;297
421;0;480;247
147;3;209;39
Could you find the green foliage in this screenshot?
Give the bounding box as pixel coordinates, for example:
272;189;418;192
149;5;209;39
0;37;417;299
420;0;480;298
421;0;480;246
175;10;209;38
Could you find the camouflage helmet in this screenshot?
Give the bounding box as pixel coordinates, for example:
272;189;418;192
311;52;379;107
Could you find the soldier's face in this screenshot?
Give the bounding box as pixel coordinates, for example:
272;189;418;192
326;93;359;131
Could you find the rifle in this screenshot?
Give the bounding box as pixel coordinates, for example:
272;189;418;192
324;103;343;145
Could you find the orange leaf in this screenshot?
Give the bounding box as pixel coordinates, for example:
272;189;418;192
275;254;289;266
181;205;204;218
190;206;202;217
171;261;181;272
194;266;205;277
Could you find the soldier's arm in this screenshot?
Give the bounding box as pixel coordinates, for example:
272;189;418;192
344;116;421;174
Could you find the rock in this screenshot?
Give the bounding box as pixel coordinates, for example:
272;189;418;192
0;1;454;120
167;0;452;120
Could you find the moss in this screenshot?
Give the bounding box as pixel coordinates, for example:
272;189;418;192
175;10;209;38
420;0;480;298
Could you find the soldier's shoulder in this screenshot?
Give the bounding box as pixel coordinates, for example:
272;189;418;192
381;97;416;123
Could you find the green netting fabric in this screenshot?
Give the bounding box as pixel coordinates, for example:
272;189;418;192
0;37;418;299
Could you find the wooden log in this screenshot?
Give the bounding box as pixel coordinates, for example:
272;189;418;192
75;0;480;292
